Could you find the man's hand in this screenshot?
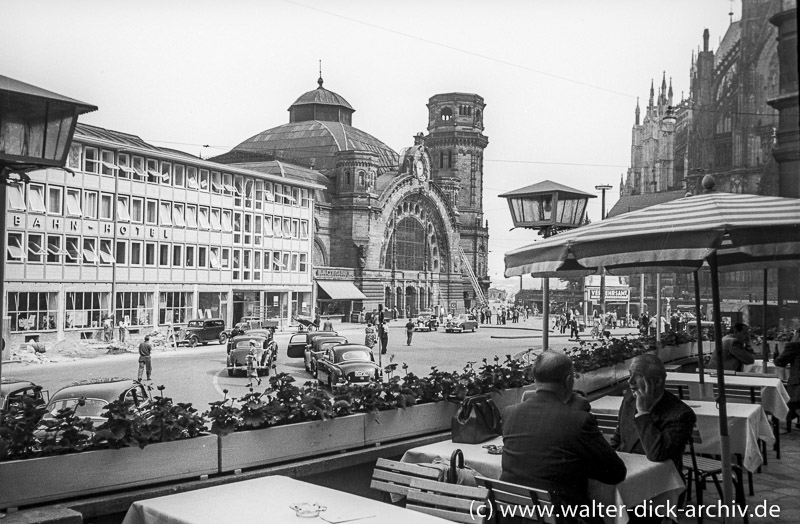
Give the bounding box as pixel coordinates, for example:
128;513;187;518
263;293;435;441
632;377;659;414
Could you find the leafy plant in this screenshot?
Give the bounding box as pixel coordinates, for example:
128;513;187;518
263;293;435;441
0;390;48;459
37;400;94;456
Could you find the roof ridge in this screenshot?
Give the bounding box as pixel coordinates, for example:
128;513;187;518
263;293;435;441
317;120;342;150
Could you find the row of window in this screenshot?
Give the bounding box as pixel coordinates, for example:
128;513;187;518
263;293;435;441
6;232;309;277
8;291;193;332
8;184;309;242
72;145;312;208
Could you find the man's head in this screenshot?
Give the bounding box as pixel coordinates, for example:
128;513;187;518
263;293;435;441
731;322;750;341
628;353;666;397
532;351;574;396
144;336;150;342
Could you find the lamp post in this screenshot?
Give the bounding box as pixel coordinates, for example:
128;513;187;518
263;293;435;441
0;75;96;400
594;184;612;327
499;181;594;350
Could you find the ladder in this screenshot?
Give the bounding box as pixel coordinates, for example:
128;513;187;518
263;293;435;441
458;245;489;307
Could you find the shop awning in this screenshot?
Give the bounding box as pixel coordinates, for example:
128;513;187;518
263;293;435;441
316;281;368;300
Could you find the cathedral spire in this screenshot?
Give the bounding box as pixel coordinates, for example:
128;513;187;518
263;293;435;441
649;79;654;107
668;77;673;106
635;97;640;125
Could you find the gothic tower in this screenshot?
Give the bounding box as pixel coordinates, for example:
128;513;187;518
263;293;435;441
424;93;490;306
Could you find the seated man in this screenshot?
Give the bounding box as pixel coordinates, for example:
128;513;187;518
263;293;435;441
612;354;696;472
502;351;627;511
709;322;755;371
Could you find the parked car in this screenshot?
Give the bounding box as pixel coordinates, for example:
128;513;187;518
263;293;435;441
41;378;152;428
286;331;338;359
444;314;479;333
414;315;438;332
225;335;277;377
305;336;347;376
1;379;48;411
184;319;227;347
316;344;381;388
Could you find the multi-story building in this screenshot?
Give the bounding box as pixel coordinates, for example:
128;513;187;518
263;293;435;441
614;0;798;325
212;78;491;318
4;123;321;347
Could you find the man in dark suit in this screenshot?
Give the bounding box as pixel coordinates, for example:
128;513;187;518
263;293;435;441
612;353;696;523
501;351;626;511
709;322;755;371
775;329;800;431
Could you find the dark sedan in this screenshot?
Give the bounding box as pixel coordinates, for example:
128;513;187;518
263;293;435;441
316;344;381;388
226;335;276;377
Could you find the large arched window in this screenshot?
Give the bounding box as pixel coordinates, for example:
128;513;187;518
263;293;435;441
387;217;427;271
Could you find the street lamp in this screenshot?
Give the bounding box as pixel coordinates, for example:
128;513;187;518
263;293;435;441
499;181;594;350
594;184;612;326
0;74;96;393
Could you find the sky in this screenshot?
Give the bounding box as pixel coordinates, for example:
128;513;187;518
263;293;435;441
2;0;739;292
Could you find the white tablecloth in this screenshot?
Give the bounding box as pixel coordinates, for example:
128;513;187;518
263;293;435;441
742;360;790;381
401;437;685;524
122;475;450;524
591;396;774;472
666;372;790;419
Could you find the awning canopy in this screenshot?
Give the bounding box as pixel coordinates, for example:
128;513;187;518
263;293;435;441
316;281;368;300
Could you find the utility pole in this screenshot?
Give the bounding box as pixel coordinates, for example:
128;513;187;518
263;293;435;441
595;184;612;325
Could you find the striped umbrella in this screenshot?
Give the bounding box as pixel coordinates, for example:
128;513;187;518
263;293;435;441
504;191;800;512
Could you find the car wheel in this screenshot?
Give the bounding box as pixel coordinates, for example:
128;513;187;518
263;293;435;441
328;375;333;389
189;336;199;348
219;333;228;345
227;368;234;377
304;359;310;372
472;327;476;332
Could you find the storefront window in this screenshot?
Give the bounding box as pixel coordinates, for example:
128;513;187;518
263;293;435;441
116;292;153;326
65;292;109;329
159;291;194;325
9;292;57;331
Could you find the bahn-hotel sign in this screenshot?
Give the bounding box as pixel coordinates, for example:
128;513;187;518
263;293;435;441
11;214;174;240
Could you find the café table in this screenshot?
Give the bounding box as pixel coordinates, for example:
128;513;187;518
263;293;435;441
401;437;685;524
741;360;790;382
665;372;790;420
121;475;450;524
590;396;774;472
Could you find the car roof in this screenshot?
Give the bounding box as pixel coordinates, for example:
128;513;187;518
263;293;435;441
232;335;267;343
48;379;142;403
332;344;371;354
1;379;37;395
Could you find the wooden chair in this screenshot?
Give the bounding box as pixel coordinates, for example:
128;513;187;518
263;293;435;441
682;427;749;524
664;383;689;400
476;475;562;524
370;458;440;503
406;477;489;524
592;412;618;442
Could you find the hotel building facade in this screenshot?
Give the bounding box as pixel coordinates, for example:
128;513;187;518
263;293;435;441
4;123;321;347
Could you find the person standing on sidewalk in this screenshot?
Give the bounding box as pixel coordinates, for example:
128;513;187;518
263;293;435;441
405;318;415;346
137;335;153;381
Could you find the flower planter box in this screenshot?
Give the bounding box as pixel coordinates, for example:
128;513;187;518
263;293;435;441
364;401;458;445
575;366;616;395
0;434;217;510
220;414;365;473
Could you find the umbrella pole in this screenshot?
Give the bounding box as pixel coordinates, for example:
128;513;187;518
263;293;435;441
693;271;704;384
542;277;550;351
710;253;735;516
763;269;769;368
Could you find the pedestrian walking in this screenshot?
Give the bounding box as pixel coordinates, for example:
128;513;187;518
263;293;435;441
118;317;128;343
137;335;153;381
246;340;262;387
322;317;334;331
405;318;415;345
379;320;389;355
364;320;377;349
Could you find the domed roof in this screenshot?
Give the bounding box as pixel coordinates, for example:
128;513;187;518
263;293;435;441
290;76;354;110
221;120;399;175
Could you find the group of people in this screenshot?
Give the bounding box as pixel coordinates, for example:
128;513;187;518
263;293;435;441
501;323;800;523
556;307;582;339
363;304;390;354
477;304;530;325
502;350;696;523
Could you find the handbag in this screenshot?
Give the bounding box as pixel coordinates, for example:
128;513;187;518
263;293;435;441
451;394;503;444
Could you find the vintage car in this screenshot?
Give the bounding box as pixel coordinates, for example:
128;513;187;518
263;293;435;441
316;344;381;388
414;315;438;332
304;335;347;375
286;331;338;359
226;335;277;377
444;314;479;333
40;378;152;428
183;318;227;347
1;379;48;411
